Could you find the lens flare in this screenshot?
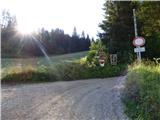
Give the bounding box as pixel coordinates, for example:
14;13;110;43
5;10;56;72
17;21;35;35
17;22;34;35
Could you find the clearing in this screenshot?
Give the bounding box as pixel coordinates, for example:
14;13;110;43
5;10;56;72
2;51;87;69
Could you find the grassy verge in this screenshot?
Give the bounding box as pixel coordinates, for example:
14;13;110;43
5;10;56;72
1;51;87;68
122;62;160;120
1;60;126;84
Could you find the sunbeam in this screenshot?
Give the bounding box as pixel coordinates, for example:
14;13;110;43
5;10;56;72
31;36;51;64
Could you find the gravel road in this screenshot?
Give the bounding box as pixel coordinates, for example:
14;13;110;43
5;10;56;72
2;76;128;120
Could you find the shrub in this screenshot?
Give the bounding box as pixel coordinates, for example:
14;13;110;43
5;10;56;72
53;62;86;80
89;40;107;52
86;40;108;66
1;65;57;84
2;61;126;84
86;50;100;67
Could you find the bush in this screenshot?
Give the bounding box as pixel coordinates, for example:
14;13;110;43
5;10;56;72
53;62;87;80
2;61;126;84
89;40;107;52
1;65;57;84
86;50;98;65
122;62;160;120
86;40;108;66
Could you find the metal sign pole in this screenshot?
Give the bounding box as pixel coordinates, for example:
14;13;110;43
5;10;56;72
133;9;141;62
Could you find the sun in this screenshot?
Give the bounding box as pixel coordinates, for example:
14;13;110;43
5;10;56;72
17;24;33;35
17;22;34;35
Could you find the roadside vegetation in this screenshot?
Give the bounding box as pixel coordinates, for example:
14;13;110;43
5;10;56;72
2;41;126;84
2;61;125;84
122;61;160;120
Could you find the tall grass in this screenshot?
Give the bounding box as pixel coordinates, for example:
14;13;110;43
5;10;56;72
1;59;126;84
123;62;160;120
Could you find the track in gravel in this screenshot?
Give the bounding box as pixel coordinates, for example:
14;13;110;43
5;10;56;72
2;76;128;120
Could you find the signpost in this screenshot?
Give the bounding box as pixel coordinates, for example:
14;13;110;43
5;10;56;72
133;9;145;62
110;54;117;65
133;37;145;47
133;36;145;62
134;47;145;53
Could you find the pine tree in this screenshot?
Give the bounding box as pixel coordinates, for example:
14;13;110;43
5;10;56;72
72;26;78;37
99;1;138;63
81;30;85;38
137;1;160;58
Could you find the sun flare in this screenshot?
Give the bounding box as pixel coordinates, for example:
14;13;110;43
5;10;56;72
17;21;35;35
1;0;104;38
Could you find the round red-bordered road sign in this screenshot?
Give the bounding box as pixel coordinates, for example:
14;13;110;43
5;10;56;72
133;37;145;47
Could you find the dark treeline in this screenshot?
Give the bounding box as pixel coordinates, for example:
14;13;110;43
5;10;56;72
1;10;91;58
99;1;160;62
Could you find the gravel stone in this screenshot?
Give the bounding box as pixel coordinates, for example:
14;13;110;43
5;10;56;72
2;76;128;120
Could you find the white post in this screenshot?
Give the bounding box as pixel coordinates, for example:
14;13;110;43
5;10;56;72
133;9;141;62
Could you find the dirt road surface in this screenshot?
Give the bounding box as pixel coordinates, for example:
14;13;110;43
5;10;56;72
2;76;128;120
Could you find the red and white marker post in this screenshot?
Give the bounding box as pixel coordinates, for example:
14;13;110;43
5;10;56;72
99;50;106;67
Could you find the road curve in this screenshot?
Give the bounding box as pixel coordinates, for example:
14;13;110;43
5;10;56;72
2;76;128;120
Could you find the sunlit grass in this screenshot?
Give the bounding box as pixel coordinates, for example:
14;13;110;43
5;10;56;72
1;52;87;81
123;61;160;120
2;51;87;68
